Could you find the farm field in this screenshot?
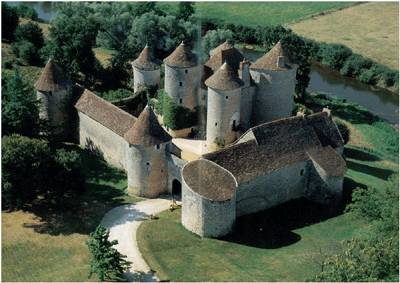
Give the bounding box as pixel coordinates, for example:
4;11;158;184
137;95;399;282
291;2;399;70
159;2;354;27
2;147;140;282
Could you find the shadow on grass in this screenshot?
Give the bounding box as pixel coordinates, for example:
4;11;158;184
347;160;395;180
21;146;132;236
344;147;381;162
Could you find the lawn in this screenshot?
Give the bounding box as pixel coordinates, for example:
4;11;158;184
137;95;398;282
290;2;399;70
1;146;141;282
160;2;354;27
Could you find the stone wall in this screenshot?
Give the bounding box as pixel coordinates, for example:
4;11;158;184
167;153;187;194
126;143;169;198
78;112;127;169
133;67;160;93
250;68;297;124
240;86;256;130
206;87;241;150
37;89;69;134
236;160;308;216
164;64;201;110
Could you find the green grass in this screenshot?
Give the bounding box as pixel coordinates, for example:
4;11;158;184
137;94;398;282
2;145;141;282
159;2;354;27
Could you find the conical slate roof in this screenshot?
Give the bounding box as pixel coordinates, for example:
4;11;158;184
34;59;71;92
163;42;197;68
124;106;172;146
250;41;293;71
206;41;244;71
205;62;244;91
132;45;161;71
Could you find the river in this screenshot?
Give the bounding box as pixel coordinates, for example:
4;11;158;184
9;2;399;124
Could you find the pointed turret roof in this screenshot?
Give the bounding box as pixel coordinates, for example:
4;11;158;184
250;41;293;71
163;41;197;68
34;59;71;92
205;62;244;91
206;41;244;71
132;45;161;71
124;106;172;146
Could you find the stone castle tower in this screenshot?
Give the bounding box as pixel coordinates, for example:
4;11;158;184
205;62;244;150
34;58;72;135
131;44;161;93
163;42;201;110
250;41;298;124
124;106;172;198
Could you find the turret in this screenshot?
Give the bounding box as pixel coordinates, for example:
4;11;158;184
34;58;72;135
250;41;298;124
205;62;244;151
131;44;161;93
124;106;172;198
163;41;200;110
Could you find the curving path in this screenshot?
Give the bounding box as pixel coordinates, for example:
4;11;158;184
100;196;178;282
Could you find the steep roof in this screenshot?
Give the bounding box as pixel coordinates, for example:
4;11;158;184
204;62;244;91
205;41;244;71
163;42;197;68
75;89;136;137
307;146;346;177
124;106;171;146
34;59;71;92
132;45;161;71
250;41;293;71
203;112;345;183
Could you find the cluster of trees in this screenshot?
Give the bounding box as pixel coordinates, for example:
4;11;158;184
315;175;399;281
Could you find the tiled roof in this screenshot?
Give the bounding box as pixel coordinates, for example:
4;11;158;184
163;42;198;68
132;45;161;71
34;59;71;92
74;89;136;137
124;106;171;146
205;41;244;71
307;146;346;177
250;41;293;71
204;62;244;91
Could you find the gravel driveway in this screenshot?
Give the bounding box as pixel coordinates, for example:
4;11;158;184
100;196;177;282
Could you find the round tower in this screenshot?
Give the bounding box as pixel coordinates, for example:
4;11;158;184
131;44;161;93
205;62;244;151
124;106;172;198
250;41;298;124
163;41;200;110
34;58;72;135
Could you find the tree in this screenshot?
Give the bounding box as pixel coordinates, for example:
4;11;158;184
2;69;41;137
14;22;44;49
15;3;38;20
334;119;350;145
12;40;42;66
87;225;131;281
177;2;195;21
43;3;100;78
2;3;19;41
202;29;234;55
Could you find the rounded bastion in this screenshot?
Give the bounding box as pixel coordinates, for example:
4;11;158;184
181;159;238;238
132;45;161;93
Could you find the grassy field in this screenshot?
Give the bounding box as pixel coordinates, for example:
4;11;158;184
160;2;354;27
2;146;141;282
291;2;399;70
137;95;398;282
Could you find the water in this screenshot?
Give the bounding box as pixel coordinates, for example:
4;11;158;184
9;2;399;124
242;47;399;124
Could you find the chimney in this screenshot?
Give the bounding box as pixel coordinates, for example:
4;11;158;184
277;56;285;68
239;60;250;87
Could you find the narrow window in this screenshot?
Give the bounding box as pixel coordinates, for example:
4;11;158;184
146;162;150;166
215;122;218;126
232;120;236;130
300;169;304;176
155;144;160;150
225;96;228;99
49;91;53;96
185;69;188;74
179;82;183;86
179;98;183;104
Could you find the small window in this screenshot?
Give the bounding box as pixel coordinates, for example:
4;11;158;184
225;96;229;99
179;98;183;104
49;91;53;96
179;82;183;86
300;169;304;176
146;162;150;166
155;144;160;150
185;69;188;74
215;122;218;126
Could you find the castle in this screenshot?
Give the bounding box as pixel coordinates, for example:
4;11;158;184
34;40;346;238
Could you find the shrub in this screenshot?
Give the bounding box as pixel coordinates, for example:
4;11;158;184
318;43;352;70
334;119;350;144
14;22;44;49
87;225;131;281
99;88;134;102
12;40;42;65
2;59;13;69
340;54;373;77
2;3;19;40
380;69;398;87
357;68;378;85
15;4;38;20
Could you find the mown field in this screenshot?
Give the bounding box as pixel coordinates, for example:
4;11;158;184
2;147;141;282
291;2;399;70
159;2;354;27
137;95;399;282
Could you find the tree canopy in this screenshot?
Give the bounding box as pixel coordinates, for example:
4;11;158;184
2;3;19;41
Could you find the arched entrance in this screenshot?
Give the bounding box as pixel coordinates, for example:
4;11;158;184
172;179;182;196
